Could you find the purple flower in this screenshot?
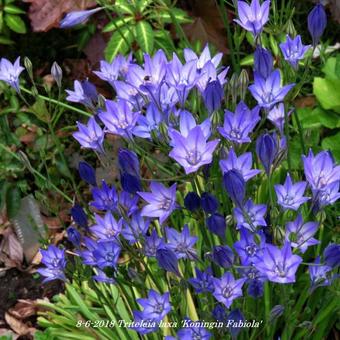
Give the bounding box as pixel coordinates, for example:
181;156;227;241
316;181;340;207
138;182;177;224
60;7;102;28
93;241;121;269
280;35;310;69
118;148;140;177
239;267;266;297
91;180;118;211
137;290;171;322
213;272;246;308
79;237;97;265
73;117;104;153
254;46;273;79
227;309;245;338
275;174;309;210
302;150;340;190
206;213;226;239
267;103;292;135
177;319;212;339
188;267;214;293
166;225;198;260
201;192;219;214
90;212;122;241
122;212;150;244
219;148;260;181
256;132;278;175
234;229;265;265
223;170;246;208
51;62;62;87
93;270;116;284
285;214;319;253
156;247;180;276
66;80;97;108
249;70;295;109
119;191;139;216
212;246;235;268
309;257;332;291
99;99;139;138
169;126;219;174
184;192;201;212
324;244;340;268
256;242;302;283
234;199;267;232
67;227;81;247
184;44;222;70
166;54;199;106
203;80;224;114
144;229;164;257
78;161;97;186
234;0;270;38
218;101;260;144
308;4;327;46
0;57;24;92
37;245;66;283
130;311;158;334
133;102;163;139
93;55;127;86
71;204;88;228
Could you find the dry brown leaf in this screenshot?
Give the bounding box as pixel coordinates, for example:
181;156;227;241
24;0;97;32
8;300;38;320
4;312;35;336
0;228;24;265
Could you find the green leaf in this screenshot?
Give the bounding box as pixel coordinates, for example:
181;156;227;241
313;77;340;113
0;36;14;45
104;26;134;62
297;107;340;129
4;14;26;34
322;55;340;80
322;132;340;162
150;8;192;24
4;4;26;15
135;21;154;53
114;0;135;15
102;16;133;33
154;30;175;57
6;185;21;219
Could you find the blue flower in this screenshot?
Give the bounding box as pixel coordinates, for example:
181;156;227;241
144;229;164;257
309;257;332;292
267;103;292;135
91;180;118;211
201;192;219;214
70;204;88;228
138;182;177;224
122;212;150;244
254;46;273;78
188;267;214;293
66;80;97;108
78;161;97;186
206;213;226;239
177;319;212;339
73;117;104;153
212;246;235;268
184;192;201;212
223;169;246;208
130;311;159;334
90;212;122;241
249;70;295;109
308;4;327;46
324;244;340;268
156;247;180;276
256;132;278;175
0;57;24;92
234;0;270;38
67;227;81;247
280;35;310;69
60;7;103;28
213;272;246;308
218;101;260;144
93;241;121;269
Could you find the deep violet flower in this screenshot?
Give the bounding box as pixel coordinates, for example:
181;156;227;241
91;180;118;211
93;241;121;269
121;212;150;244
78;161;97;187
201;192;219;214
256;132;278;175
254;46;273;78
308;4;327;46
138;182;177;224
223;170;246;208
70;204;88;228
144;229;165;257
188;267;214;293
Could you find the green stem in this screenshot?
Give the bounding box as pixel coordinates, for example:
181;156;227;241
264;282;271;337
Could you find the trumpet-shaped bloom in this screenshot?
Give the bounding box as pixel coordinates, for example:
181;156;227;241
220;148;260;181
274;174;310;210
285;214;319;253
213;272;246;308
234;199;267;232
267;103;291;135
249;70;295;109
165;225;198;260
122;212;150;244
169;126;219;174
138;182;177;224
60;7;102;28
93;241;121;269
188;268;214;293
91;181;118;211
144;229;164;257
218;101;260;143
66;80;97;108
302;150;340;190
316;181;340;207
280;35;310;69
256;242;302;283
90;212;122;241
73;117;104;153
0;57;24;92
137;290;171;322
93;55;127;85
309;257;332;291
184;44;222;70
234;0;270;38
99;99;139;138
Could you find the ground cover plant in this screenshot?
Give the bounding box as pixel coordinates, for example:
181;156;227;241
0;0;339;339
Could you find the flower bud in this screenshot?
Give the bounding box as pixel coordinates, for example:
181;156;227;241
256;133;278;175
212;245;234;268
70;204;88;228
206;213;226;239
67;227;81;247
121;173;141;194
254;46;273;79
308;4;327;46
223;170;246;207
24;57;33;80
238;69;249;101
228;73;239;105
78;161;97;186
201;192;218;214
324;244;340;268
227;309;244;338
203;80;223;114
51;61;63;88
156;247;180;276
118;148;140;178
184;192;201;212
269;305;285;323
